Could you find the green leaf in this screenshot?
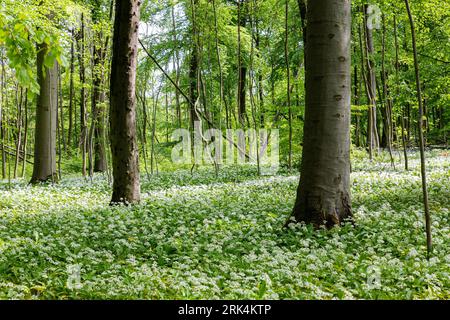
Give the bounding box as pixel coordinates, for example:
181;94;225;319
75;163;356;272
44;50;56;69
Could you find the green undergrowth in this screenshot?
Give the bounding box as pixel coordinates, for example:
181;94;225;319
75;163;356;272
0;151;449;299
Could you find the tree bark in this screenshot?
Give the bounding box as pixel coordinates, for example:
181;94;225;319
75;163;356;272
289;0;352;228
188;0;199;131
285;0;292;171
404;0;432;257
67;28;75;150
171;5;182;128
30;42;58;183
77;13;87;177
92;43;107;173
109;0;141;204
237;0;248;127
363;5;380;158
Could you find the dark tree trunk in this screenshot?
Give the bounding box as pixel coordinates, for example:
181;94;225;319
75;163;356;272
67;28;75;150
354;62;361;147
188;47;199;130
237;0;247;127
77;13;87;176
92;43;107;173
30;42;58;183
404;0;432;258
188;0;200;132
109;0;141;204
363;5;380;158
285;0;292;171
171;5;182;128
289;0;352;228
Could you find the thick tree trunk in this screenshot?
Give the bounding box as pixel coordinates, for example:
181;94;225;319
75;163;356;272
289;0;352;228
30;42;58;183
109;0;141;204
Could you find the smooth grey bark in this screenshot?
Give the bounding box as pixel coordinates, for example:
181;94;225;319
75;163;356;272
30;42;58;184
109;0;141;204
289;0;352;228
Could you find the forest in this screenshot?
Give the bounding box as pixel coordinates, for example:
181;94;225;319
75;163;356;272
0;0;449;300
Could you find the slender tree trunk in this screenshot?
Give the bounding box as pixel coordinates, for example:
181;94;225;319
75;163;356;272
237;0;248;127
150;87;160;175
248;0;260;175
297;0;307;65
289;0;352;228
109;0;141;204
394;16;408;170
92;42;107;173
78;13;87;177
58;65;66;153
363;5;380;157
14;87;23;178
30;42;58;183
171;5;182;128
404;0;432;257
380;15;395;167
188;0;199;132
354;61;361;148
1;52;6;179
285;0;292;171
21;89;28;178
255;24;264;127
212;0;228;129
67;28;75;150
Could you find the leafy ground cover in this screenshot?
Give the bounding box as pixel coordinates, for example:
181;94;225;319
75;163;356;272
0;151;449;299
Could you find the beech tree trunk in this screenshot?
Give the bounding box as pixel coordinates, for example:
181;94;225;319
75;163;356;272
30;42;58;183
289;0;352;228
109;0;141;204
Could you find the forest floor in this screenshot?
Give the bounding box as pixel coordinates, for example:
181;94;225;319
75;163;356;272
0;150;449;299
